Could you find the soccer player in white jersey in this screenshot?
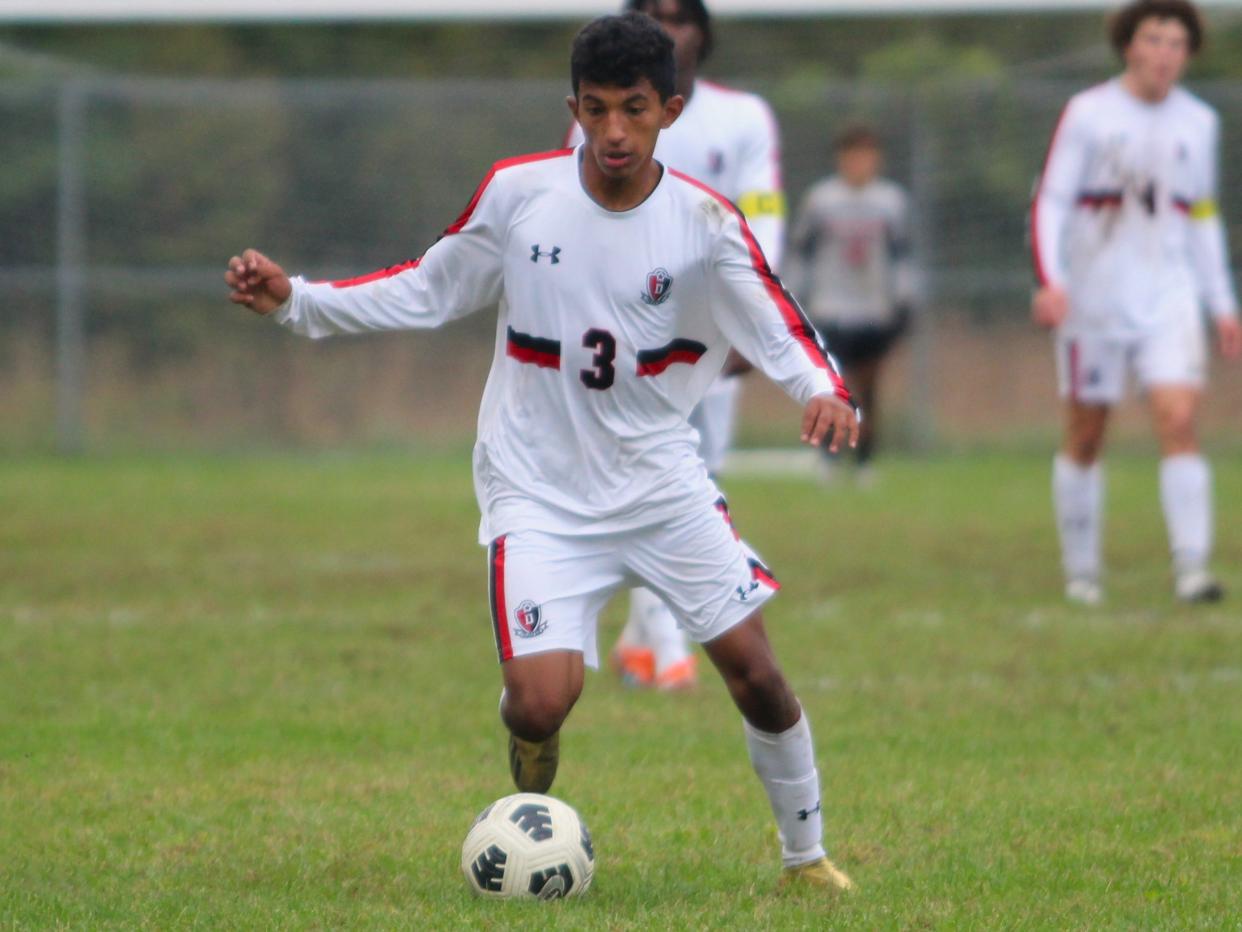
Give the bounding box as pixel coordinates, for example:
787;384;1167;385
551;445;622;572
1031;0;1241;605
226;14;856;892
566;0;787;691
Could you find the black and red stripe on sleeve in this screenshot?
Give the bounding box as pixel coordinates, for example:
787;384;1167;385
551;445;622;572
668;168;853;409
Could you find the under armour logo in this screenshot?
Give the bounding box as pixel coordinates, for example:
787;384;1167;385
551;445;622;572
531;244;561;264
735;581;760;602
797;801;822;821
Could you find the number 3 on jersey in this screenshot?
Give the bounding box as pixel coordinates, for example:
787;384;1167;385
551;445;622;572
580;328;616;390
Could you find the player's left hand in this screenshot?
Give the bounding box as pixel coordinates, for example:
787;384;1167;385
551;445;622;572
801;393;859;453
1215;315;1242;361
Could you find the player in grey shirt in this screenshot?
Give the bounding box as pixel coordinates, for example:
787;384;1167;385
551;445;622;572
786;125;917;478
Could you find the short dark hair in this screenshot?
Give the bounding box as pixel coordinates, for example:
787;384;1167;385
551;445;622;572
571;12;677;101
1109;0;1204;56
624;0;715;63
835;123;882;153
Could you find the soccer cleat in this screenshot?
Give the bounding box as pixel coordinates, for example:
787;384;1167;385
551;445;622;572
609;644;656;687
655;655;698;691
778;856;855;893
1175;570;1224;604
508;731;560;794
1065;578;1102;606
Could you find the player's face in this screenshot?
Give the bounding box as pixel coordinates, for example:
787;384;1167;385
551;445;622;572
641;0;705;82
570;79;683;184
1123;16;1191;100
838;144;881;188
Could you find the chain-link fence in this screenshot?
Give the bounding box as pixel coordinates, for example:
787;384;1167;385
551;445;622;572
2;75;1240;452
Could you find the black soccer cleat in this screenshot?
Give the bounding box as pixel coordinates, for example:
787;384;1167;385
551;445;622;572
508;731;559;794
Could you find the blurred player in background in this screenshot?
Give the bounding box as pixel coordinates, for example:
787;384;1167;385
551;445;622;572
567;0;787;690
227;13;857;892
1031;0;1240;604
786;125;917;484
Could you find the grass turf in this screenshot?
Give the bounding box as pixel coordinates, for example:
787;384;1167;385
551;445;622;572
2;451;1240;928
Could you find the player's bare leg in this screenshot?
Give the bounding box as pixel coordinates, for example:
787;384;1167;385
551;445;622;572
1149;384;1221;602
1055;400;1110;604
500;650;584;793
847;356;881;478
702;610;853;893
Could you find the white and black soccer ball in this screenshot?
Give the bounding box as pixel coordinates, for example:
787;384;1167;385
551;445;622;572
461;792;595;900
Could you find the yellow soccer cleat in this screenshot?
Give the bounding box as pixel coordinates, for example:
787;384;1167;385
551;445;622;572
507;731;560;794
778;856;856;894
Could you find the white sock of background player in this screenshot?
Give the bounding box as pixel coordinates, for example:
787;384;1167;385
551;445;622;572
628;587;691;675
1053;454;1103;583
744;706;826;867
1160;453;1213;576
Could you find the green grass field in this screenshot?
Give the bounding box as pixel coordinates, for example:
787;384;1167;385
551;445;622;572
2;451;1240;929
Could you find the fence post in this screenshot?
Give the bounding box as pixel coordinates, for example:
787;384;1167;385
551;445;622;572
56;80;86;454
907;90;936;453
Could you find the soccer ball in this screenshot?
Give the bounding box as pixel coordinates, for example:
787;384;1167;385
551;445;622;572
461;792;595;900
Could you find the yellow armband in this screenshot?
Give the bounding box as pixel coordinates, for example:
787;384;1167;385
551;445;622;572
736;191;787;220
1190;199;1218;220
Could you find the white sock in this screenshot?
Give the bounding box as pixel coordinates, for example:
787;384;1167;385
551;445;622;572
626;587;691;674
1053;454;1103;582
1160;454;1212;575
633;587;690;674
744;707;826;867
617;588;649;648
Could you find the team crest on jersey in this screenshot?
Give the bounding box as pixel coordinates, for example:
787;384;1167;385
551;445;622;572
513;600;548;638
642;268;674;306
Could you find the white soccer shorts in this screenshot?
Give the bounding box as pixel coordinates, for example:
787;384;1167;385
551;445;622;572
486;498;779;666
1055;313;1207;404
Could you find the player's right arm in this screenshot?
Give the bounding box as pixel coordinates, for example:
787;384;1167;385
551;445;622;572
1031;98;1089;329
225;169;506;338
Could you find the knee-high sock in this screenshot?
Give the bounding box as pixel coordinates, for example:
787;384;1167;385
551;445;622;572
1160;454;1212;575
1053;454;1103;581
616;588;650;648
744;707;826;867
624;587;690;672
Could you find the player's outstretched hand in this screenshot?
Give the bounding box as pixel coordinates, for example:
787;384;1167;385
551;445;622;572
1031;285;1069;329
225;249;292;315
801;393;859;454
1216;315;1242;361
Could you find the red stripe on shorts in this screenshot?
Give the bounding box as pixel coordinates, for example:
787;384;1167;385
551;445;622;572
490;536;513;662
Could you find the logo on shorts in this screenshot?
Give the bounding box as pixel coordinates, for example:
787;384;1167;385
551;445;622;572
734;581;760;602
641;268;673;306
513;600;548;638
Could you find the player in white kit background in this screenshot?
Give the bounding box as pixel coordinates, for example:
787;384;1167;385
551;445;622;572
566;0;788;691
226;13;857;892
1030;0;1241;605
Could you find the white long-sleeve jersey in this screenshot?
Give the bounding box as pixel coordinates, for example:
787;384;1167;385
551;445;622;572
566;78;785;269
274;148;848;542
1031;78;1238;334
